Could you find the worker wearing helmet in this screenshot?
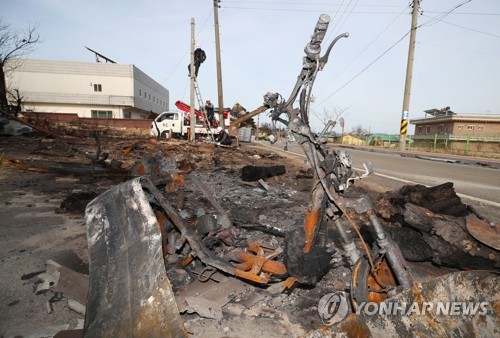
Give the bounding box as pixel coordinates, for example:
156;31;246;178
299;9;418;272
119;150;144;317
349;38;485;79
215;126;232;146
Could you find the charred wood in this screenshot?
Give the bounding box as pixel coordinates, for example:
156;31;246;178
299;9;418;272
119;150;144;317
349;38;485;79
241;165;286;182
374;182;468;222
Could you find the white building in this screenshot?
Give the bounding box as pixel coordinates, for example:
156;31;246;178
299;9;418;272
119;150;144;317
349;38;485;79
7;58;169;119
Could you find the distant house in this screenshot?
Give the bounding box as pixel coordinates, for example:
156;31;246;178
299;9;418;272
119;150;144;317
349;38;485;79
411;111;500;139
340;134;366;146
410;107;500;155
6;58;169;120
366;134;412;148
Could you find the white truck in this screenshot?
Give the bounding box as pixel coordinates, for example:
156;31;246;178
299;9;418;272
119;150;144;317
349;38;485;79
150;101;230;138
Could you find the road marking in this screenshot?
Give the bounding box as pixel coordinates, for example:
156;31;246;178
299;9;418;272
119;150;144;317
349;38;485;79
257;141;500;208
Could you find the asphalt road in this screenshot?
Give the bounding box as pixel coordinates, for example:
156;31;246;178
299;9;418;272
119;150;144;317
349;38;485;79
259;140;500;208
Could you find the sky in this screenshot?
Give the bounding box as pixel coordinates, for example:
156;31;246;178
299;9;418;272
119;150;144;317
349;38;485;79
3;0;500;134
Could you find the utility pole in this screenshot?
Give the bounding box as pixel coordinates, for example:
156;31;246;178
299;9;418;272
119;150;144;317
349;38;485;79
190;18;196;141
213;0;225;128
399;0;419;151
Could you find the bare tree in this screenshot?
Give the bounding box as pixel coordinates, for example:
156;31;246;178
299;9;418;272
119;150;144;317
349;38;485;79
351;124;369;136
0;19;40;112
316;106;347;126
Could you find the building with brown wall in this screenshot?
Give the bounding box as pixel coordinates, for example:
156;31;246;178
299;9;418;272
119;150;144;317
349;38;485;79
411;114;500;138
410;111;500;157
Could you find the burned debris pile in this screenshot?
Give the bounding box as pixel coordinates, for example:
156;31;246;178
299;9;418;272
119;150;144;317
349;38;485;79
1;132;498;337
366;182;499;270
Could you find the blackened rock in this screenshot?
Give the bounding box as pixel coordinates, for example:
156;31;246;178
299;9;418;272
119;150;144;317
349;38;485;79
241;165;286;182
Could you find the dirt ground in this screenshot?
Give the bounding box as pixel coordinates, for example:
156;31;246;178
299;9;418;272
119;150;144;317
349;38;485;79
0;134;496;337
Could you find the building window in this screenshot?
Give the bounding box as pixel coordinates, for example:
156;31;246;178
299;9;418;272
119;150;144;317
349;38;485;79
93;84;102;92
139;89;142;96
417;126;422;134
425;126;430;134
458;125;463;130
124;111;131;119
467;125;474;131
478;125;484;131
144;91;147;98
438;124;445;134
91;110;112;118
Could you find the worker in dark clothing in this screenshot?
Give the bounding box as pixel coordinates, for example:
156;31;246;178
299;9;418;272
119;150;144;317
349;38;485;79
205;98;215;126
188;45;206;77
215;127;232;146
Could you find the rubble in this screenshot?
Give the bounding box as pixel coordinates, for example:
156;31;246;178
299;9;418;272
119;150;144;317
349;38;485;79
0;14;498;337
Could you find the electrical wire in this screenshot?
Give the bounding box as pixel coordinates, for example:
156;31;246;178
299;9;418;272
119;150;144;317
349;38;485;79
326;0;355;41
222;0;407;7
421;15;500;39
317;5;409;102
222;5;409;14
316;0;480;108
417;41;500;57
316;30;411;108
419;0;472;28
158;9;214;88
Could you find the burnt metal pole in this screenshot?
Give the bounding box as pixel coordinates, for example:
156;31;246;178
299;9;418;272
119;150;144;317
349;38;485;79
190;18;196;141
399;0;419;151
213;0;225;128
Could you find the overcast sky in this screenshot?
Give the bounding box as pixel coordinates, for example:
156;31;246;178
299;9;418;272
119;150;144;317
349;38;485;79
3;0;500;133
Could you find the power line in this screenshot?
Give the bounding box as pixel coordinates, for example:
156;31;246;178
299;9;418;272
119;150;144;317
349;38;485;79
155;10;213;91
316;30;411;108
318;5;410;99
223;0;407;7
417;41;500;57
316;0;479;108
425;11;500;16
222;6;409;14
419;0;472;28
328;0;360;40
422;15;500;39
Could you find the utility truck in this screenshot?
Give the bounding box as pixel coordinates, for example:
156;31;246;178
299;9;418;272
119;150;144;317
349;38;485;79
150;100;230;138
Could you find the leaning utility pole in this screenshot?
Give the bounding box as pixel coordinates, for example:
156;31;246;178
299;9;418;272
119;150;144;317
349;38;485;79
189;18;196;141
399;0;419;151
213;0;225;127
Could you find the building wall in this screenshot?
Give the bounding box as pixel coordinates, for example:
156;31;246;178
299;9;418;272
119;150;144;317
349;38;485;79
413;117;500;137
133;66;169;113
6;59;168;119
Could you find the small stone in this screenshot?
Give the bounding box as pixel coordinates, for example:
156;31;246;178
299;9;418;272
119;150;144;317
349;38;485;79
223;327;230;333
